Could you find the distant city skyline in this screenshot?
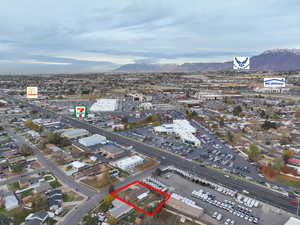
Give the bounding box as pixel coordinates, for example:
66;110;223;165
0;0;300;73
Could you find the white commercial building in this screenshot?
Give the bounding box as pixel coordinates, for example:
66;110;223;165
139;102;153;110
111;155;144;171
90;99;118;112
61;128;89;139
66;161;86;176
153;119;201;146
284;217;300;225
78;134;108;147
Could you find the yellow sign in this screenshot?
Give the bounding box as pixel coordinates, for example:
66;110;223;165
27;87;38;99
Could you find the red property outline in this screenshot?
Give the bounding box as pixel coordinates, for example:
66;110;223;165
110;180;171;216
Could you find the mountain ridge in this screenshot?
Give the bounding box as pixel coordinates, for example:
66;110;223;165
115;49;300;72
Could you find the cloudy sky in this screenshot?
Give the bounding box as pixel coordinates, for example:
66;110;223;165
0;0;299;74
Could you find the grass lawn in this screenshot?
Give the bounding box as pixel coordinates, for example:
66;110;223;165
117;168;130;178
9;182;20;191
276;175;300;189
48;218;57;225
64;191;84;202
49;180;62;188
81;175;117;190
0;207;33;225
19;188;33;199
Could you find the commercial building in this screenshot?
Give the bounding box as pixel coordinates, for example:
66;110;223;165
284;217;300;225
61;128;89;139
154;119;201;146
193;91;242;101
139;102;154;110
79;134;108;147
100;145;124;158
90;99;118;112
111;155;144;171
254;87;290;94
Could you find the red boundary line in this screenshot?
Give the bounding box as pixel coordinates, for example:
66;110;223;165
110;180;171;216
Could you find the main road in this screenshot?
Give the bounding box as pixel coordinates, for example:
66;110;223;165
5;123;159;225
2;95;298;215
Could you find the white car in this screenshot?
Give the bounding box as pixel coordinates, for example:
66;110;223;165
224;218;231;225
212;211;218;218
216;213;223;221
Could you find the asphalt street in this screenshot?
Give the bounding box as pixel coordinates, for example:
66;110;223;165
0;167;46;186
1;94;298;218
6;128;98;198
15;99;298;215
4;119;159;225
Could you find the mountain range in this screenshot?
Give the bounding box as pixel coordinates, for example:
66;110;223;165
115;49;300;72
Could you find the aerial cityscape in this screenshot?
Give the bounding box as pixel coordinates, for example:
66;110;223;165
0;1;300;225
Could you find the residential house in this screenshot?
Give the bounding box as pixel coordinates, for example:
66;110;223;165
4;192;19;211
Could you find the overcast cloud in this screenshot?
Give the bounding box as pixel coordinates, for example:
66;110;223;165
0;0;299;73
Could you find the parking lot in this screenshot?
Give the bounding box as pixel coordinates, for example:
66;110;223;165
157;172;290;225
119;114;261;181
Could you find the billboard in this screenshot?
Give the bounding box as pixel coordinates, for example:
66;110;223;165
264;78;285;88
233;57;250;70
26;87;38;99
74;106;87;119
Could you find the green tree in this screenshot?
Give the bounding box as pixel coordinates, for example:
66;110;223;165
107;216;118;225
0;214;10;225
233;105;242;116
108;184;115;193
25;120;42;132
227;131;234;143
83;215;98;225
104;194;114;204
261;120;277;130
11;162;23;173
121;117;128;124
19;145;33;157
191;111;198;117
32;194;48;211
273;157;284;172
295;107;300;119
282;149;294;162
219;118;225;127
29;110;38;115
247;144;261;161
47;132;70;147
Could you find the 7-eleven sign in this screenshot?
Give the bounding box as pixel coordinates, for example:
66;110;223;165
74;106;87;119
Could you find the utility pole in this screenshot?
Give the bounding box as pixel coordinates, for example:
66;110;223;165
297;198;300;216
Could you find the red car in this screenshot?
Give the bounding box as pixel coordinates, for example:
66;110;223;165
290;200;298;205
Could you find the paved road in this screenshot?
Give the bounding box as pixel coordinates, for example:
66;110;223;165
57;166;159;225
4;120;159;225
15;99;297;215
0;168;46;186
2;95;298;215
6;128;98;198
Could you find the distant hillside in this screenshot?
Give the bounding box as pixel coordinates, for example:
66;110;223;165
250;49;300;71
115;49;300;72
